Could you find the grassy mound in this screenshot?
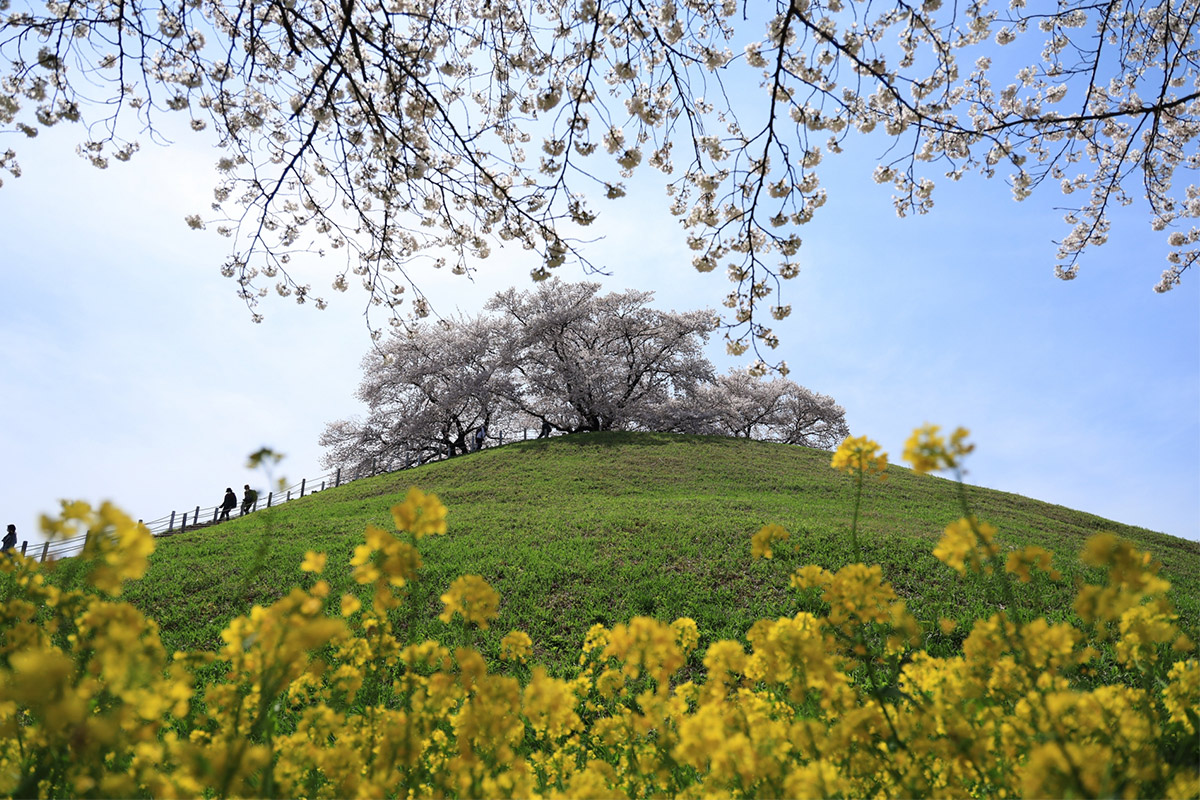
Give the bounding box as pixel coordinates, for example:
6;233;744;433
117;432;1199;673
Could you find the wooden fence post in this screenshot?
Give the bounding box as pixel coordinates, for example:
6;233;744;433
20;541;27;556
40;542;49;562
169;511;176;532
335;468;341;487
320;480;325;492
267;491;273;508
211;507;218;524
286;490;291;502
194;506;200;523
300;478;306;498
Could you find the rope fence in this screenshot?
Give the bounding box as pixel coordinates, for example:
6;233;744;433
7;428;547;563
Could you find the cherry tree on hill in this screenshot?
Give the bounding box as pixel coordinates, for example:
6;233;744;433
707;367;848;448
485;280;716;433
320;281;849;469
319;314;515;474
647;367;849;447
4;0;1195;361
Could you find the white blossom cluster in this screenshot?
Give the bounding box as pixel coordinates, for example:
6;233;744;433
1;0;1196;358
319;280;847;474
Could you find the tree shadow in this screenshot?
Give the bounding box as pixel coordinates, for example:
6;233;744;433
515;431;703;449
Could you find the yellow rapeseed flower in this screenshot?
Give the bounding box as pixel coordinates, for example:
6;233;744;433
751;523;789;560
522;667;581;740
1166;773;1200;800
351;525;423;589
790;564;833;591
702;639;747;698
300;550;327;574
671;617;700;655
1163;659;1198;733
601;617;686;688
1005;545;1060;583
439;575;500;629
40;501;157;596
500;630;534;663
1074;533;1173;625
903;424;973;475
1115;603;1182;667
933;516;998;574
391;487;448;538
830;435;888;478
340;594;362;617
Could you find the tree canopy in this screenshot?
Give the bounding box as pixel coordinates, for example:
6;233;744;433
3;0;1195;358
320;280;848;473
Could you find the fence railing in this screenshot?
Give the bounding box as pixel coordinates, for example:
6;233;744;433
7;428;543;563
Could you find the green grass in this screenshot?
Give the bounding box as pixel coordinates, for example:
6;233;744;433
112;432;1199;674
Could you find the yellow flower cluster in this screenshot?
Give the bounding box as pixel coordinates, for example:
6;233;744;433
38;500;155;596
933;515;999;574
349;488;446;614
390;486;448;538
439;574;501;630
750;522;788;559
903;423;974;474
0;477;1196;799
830;434;888;478
500;630;534;663
1006;544;1062;583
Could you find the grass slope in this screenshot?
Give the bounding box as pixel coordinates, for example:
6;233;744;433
120;432;1200;674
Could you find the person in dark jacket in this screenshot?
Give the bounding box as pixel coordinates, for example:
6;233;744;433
219;488;237;521
2;524;16;553
241;484;258;516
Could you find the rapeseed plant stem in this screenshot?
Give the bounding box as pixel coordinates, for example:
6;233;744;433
831;435;887;562
954;469;1018;609
850;469;864;563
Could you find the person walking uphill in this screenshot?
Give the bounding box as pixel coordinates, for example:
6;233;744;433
219;488;237;522
2;524;16;554
474;424;487;452
241;484;258;516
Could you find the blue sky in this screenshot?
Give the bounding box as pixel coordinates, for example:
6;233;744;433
1;108;1197;550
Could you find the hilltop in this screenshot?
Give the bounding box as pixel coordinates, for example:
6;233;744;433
117;432;1199;673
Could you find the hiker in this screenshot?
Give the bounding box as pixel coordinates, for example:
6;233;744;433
241;484;258;516
539;419;552;438
475;424;486;452
2;524;16;554
219;487;237;521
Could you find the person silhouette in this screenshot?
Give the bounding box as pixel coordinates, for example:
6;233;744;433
2;524;16;553
241;484;258;516
219;488;237;521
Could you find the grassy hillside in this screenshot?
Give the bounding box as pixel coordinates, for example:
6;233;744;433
116;432;1199;674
